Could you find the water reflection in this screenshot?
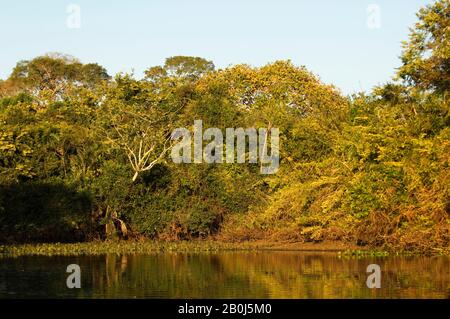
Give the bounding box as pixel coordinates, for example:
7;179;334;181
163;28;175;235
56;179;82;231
0;252;449;298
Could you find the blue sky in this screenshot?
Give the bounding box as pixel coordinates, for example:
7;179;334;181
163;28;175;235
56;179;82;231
0;0;432;94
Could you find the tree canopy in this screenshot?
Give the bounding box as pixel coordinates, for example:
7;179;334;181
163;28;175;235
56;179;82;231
398;0;450;93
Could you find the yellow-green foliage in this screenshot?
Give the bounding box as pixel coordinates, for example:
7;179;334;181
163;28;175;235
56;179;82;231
0;1;449;253
221;91;449;253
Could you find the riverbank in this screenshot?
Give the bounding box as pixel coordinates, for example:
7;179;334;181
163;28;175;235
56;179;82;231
1;240;446;258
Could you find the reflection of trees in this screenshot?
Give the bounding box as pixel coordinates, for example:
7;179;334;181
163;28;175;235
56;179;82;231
1;253;448;298
86;253;450;298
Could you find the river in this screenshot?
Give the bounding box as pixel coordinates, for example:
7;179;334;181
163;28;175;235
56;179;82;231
0;251;449;298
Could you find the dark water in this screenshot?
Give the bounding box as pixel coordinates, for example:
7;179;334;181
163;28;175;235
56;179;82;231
0;252;449;298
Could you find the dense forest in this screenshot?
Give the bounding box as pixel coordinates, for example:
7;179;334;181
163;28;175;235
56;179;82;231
0;0;448;253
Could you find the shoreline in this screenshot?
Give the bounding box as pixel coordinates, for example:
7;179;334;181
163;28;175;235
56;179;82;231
1;240;446;258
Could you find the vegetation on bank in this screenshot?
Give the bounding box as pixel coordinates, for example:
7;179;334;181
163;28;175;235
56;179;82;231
1;240;446;258
0;1;449;253
0;241;241;258
0;241;404;258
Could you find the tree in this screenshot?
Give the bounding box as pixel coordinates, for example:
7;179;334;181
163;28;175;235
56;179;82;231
8;53;110;103
101;75;177;182
107;107;174;182
397;0;450;93
145;56;214;82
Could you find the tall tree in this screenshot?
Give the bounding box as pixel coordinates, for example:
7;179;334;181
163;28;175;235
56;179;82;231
8;53;110;103
101;75;177;182
145;56;214;82
397;0;450;93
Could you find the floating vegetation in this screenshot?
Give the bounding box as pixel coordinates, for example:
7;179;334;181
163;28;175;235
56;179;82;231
2;240;446;259
338;249;390;259
0;241;245;258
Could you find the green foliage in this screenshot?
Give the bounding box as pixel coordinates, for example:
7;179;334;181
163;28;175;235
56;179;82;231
397;0;450;93
0;2;449;252
0;180;92;242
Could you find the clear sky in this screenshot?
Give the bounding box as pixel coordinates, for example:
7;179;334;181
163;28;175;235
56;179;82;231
0;0;432;94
